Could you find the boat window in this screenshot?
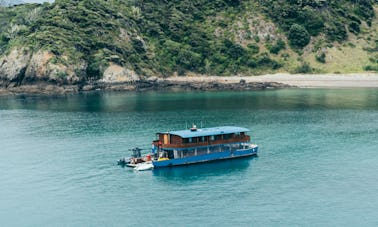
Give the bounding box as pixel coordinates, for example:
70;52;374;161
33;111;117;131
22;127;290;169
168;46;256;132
183;138;189;144
168;150;174;159
231;143;239;151
174;150;181;158
215;135;222;140
209;145;220;153
223;134;233;140
197;147;208;155
182;149;195;157
189;137;193;143
159;150;168;158
210;136;215;141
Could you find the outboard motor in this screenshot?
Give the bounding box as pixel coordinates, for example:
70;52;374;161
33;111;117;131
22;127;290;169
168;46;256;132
131;147;142;158
117;157;128;166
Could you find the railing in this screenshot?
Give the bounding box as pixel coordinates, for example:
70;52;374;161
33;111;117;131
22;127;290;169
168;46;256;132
154;135;250;149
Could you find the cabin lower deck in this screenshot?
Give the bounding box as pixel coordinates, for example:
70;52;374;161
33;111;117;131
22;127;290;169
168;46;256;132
152;143;258;168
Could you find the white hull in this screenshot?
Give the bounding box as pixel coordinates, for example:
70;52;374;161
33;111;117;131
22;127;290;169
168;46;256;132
134;162;154;171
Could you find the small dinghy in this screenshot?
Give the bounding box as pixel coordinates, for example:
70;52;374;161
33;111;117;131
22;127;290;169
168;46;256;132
117;147;145;166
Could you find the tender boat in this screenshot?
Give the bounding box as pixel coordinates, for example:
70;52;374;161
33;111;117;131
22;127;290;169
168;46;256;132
119;125;258;170
117;147;144;166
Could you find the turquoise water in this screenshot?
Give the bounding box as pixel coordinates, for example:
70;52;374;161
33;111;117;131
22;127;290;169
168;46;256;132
1;89;378;226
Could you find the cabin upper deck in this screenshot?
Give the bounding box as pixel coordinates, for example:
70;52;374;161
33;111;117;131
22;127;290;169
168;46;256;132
153;126;251;149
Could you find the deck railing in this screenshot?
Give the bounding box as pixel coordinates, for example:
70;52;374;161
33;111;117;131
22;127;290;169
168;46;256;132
154;135;250;149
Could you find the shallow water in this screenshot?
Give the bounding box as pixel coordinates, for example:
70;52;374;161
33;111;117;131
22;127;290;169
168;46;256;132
1;88;378;226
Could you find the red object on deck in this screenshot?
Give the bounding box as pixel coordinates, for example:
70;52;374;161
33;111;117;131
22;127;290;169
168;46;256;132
146;154;151;161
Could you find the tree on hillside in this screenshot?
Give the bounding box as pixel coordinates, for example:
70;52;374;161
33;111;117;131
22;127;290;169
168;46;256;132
288;24;310;48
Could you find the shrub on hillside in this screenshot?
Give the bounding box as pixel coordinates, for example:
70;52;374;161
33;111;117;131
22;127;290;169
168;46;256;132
269;38;286;54
294;62;313;73
363;65;378;71
348;21;360;34
300;7;324;36
325;21;347;42
288;24;310;48
315;52;326;63
247;43;259;54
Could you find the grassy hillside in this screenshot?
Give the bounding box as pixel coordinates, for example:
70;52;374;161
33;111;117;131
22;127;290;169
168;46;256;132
0;0;378;83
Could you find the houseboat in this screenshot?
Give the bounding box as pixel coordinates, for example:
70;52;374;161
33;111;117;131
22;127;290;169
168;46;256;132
119;125;258;170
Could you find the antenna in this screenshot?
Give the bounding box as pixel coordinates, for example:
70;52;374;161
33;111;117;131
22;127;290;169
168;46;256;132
185;122;188;129
201;121;203;128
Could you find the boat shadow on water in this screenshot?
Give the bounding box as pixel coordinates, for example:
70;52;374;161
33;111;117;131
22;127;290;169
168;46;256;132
152;156;258;181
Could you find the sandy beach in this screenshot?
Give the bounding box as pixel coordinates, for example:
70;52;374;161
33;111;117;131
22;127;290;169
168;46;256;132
1;73;378;95
166;73;378;88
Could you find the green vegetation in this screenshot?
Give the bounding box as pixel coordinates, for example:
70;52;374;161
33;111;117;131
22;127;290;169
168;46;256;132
288;24;310;48
260;0;376;42
267;38;286;54
364;40;378;72
0;0;378;81
293;62;313;74
316;52;326;64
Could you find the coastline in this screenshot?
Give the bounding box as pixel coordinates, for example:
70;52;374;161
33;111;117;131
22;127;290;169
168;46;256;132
1;73;378;95
231;73;378;88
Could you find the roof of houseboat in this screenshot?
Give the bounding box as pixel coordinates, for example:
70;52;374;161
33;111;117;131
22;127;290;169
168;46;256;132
160;126;250;138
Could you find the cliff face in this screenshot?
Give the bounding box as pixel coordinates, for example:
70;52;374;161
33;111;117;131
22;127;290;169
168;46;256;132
0;0;378;92
0;48;86;86
0;48;30;85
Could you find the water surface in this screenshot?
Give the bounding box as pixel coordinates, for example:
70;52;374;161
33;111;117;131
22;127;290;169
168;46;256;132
1;89;378;226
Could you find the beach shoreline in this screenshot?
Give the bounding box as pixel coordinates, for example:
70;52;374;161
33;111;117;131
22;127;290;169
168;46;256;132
166;73;378;88
1;73;378;95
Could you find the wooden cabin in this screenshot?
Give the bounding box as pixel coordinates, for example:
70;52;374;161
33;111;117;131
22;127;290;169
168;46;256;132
153;126;251;149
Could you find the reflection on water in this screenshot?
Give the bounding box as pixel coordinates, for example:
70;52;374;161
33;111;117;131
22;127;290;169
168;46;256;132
153;157;255;181
1;89;378;112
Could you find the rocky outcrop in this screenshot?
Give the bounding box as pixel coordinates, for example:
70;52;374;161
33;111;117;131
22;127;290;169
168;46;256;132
0;49;293;94
100;63;140;83
24;51;86;84
0;48;31;87
134;78;292;91
0;48;86;88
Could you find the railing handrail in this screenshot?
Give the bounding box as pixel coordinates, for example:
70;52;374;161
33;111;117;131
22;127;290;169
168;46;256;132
154;135;251;149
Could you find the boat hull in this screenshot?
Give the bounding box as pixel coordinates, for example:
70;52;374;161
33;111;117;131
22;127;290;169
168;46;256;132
152;146;258;168
134;161;154;171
